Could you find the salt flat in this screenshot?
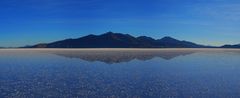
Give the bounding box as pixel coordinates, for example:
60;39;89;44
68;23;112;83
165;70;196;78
0;48;240;97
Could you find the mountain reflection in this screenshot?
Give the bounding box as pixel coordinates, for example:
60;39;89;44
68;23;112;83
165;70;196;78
45;49;196;64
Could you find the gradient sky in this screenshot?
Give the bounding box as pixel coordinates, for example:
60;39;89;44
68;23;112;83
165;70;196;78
0;0;240;47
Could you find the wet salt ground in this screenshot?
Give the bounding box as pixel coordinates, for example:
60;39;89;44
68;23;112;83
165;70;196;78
0;49;240;98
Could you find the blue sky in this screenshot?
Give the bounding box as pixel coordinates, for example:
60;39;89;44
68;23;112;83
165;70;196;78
0;0;240;47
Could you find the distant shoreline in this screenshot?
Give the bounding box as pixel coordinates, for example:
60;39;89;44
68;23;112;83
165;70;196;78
0;48;240;51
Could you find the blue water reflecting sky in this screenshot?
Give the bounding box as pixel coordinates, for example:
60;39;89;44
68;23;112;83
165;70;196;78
0;49;240;97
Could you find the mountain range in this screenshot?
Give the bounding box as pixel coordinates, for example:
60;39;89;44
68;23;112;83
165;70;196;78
26;32;239;48
221;44;240;48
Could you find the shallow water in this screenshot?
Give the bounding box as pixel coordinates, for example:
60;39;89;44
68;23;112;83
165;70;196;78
0;49;240;98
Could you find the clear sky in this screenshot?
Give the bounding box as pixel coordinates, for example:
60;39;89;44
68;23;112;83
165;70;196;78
0;0;240;47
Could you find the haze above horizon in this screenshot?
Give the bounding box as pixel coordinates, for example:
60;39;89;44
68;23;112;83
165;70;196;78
0;0;240;47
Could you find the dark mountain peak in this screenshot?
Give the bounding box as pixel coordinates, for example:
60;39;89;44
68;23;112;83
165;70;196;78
162;36;173;39
159;36;179;42
102;32;130;36
105;31;114;34
102;31;116;36
87;34;97;37
161;36;177;40
137;36;154;39
102;32;120;37
100;32;136;41
156;36;205;48
137;36;155;41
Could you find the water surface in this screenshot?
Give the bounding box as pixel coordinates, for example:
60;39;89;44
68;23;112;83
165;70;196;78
0;49;240;98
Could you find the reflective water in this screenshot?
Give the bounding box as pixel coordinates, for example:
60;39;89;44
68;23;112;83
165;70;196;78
0;49;240;98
